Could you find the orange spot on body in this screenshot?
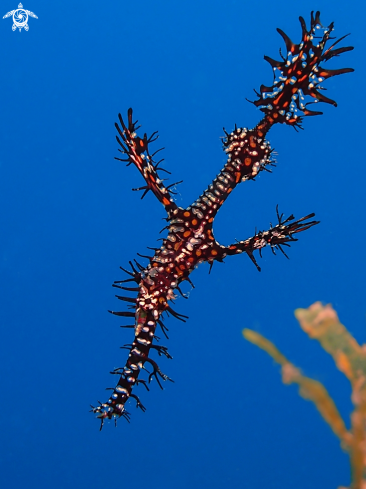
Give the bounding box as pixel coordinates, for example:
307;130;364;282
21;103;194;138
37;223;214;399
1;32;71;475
184;211;190;217
211;250;218;256
274;92;283;106
183;230;191;238
192;219;197;226
235;172;241;183
245;157;252;166
196;250;202;256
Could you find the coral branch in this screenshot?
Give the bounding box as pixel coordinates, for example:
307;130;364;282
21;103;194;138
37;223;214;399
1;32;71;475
295;303;366;488
243;329;350;446
243;303;366;489
294;303;366;386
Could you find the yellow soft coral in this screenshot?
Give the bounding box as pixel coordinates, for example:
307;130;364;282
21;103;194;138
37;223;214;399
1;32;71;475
243;302;366;489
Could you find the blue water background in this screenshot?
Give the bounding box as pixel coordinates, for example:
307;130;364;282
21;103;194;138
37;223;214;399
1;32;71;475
0;0;364;487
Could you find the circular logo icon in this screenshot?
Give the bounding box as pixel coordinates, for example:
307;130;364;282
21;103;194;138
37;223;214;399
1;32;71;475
12;8;28;30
